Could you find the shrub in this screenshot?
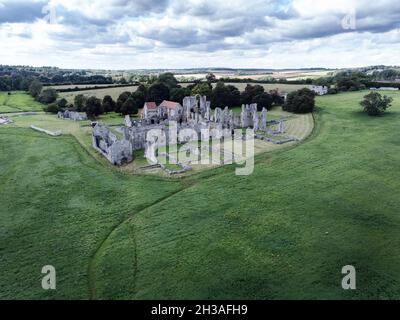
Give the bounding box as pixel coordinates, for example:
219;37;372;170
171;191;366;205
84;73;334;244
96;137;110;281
38;88;58;104
328;88;338;94
360;92;392;116
43;103;61;114
57;98;68;108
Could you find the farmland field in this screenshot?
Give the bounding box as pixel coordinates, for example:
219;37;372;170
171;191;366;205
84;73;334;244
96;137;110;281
175;69;333;81
1;90;400;299
59;86;138;103
214;82;311;93
44;84;124;90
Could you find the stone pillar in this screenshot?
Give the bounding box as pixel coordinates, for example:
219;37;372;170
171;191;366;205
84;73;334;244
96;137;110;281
259;108;267;131
124;115;133;127
253;110;259;131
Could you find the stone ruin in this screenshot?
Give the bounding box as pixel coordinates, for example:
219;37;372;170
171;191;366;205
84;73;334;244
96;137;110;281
0;116;13;125
58;110;88;121
92;123;133;165
124;115;133;128
92;95;271;167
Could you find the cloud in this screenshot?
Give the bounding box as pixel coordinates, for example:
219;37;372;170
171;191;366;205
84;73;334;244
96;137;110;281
0;0;399;68
0;0;45;23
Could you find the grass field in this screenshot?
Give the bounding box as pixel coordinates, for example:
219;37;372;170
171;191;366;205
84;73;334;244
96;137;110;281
45;84;124;90
59;86;138;103
1;90;400;299
212;83;310;93
176;70;332;81
0;92;44;113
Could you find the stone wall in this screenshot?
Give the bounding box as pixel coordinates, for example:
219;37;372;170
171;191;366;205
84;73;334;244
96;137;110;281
58;111;88;121
30;125;62;136
92;123;133;165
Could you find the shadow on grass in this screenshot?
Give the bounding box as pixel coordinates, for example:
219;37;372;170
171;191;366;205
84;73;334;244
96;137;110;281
350;109;400;119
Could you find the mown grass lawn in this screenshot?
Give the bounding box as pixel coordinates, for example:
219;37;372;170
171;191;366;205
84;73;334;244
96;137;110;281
1;90;400;299
0;92;44;113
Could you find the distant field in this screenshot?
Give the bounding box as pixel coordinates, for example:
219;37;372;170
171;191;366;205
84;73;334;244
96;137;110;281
45;84;122;90
176;70;333;81
60;86;138;103
270;70;332;81
0;92;44;113
213;83;310;93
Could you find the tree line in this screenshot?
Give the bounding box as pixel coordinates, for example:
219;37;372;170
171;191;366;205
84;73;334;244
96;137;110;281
37;73;287;118
0;65;114;92
26;71;316;118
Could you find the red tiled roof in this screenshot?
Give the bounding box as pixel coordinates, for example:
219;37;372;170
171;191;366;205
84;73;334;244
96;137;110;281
159;100;181;109
144;102;157;109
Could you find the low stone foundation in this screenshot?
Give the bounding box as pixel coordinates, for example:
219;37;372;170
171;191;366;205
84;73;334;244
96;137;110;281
30;125;62;136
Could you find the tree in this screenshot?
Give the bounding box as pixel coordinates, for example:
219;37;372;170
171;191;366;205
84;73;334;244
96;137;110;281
252;93;273;111
120;97;138;115
29;79;42;98
191;82;212;97
206;73;217;83
283;88;315;113
136;84;148;96
38;88;58;104
74;94;87;112
148;83;170;105
210;82;240;108
225;85;241;107
11;74;23;90
269;90;285;106
170;87;191;104
0;76;12;91
43;103;61;114
20;77;34;91
335;71;368;92
240;84;265;105
360;92;392;116
158;72;178;89
85;96;103;118
116;91;132;113
57;98;68;109
102;95;116;113
131;85;147;109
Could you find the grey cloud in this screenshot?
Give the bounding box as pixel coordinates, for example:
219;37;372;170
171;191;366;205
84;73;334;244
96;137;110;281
96;0;170;19
0;0;45;23
2;0;400;56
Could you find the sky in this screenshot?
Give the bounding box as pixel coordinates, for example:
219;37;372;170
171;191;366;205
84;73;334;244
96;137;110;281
0;0;399;70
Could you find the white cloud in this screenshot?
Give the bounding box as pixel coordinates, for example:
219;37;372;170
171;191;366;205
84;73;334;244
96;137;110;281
0;0;399;69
